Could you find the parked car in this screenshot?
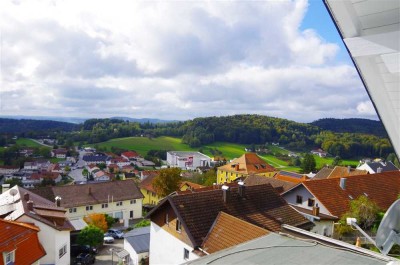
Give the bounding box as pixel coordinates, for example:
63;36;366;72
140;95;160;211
107;229;124;239
75;253;95;265
71;245;97;257
104;233;115;243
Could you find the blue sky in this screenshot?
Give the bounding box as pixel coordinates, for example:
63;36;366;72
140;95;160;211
0;0;377;122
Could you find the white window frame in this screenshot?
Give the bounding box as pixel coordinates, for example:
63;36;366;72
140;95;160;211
5;250;15;265
184;248;189;260
59;244;67;259
130;199;136;204
116;201;123;206
69;208;77;213
102;203;108;208
176;219;182;233
86;205;93;211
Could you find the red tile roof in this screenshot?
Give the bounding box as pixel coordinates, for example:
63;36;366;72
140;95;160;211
244;175;296;193
179;181;206;191
218;153;276;175
0;219;46;265
139;174;158;193
201;212;269;254
326;166;368;179
298;171;400;217
148;184;312;247
122;151;140;158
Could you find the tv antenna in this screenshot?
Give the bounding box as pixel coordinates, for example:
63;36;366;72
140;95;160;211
347;199;400;255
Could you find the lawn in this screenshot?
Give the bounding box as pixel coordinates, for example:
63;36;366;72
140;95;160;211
16;138;43;148
313;155;359;168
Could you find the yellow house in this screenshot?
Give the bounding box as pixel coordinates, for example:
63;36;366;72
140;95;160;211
140;173;163;206
217;153;277;184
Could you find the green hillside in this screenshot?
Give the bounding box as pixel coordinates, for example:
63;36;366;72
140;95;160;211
16;138;43;147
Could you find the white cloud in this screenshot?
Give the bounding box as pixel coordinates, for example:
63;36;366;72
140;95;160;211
0;0;377;122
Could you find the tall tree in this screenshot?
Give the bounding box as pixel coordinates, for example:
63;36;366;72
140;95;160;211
152;168;182;197
77;225;104;247
301;154;316;173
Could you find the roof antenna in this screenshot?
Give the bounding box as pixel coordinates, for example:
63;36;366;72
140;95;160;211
347;199;400;255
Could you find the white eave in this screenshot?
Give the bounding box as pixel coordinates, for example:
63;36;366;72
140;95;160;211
325;0;400;159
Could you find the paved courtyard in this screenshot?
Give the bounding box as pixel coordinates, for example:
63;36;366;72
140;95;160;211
94;239;124;265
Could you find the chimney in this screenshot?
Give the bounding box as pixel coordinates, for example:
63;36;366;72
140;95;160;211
2;184;10;194
340;178;346;190
235;164;239;171
347;166;351;173
377;167;383;173
24;193;30;201
222;185;230;203
238;181;245;198
27;200;34;211
55;196;62;207
312;203;320;216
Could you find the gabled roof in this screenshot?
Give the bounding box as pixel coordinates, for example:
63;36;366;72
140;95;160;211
139;174;158;193
311;167;333;180
327;166;368;179
365;161;399;173
0;219;46;264
201;212;269;254
31;180;143;208
148;184;312;247
275;171;308;183
121;151;140;158
218;153;276;174
0;186;72;231
124;226;150;254
179;181;205;191
244;175;296;193
285;171;400;217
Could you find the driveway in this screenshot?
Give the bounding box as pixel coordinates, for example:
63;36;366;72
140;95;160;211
95;239;125;265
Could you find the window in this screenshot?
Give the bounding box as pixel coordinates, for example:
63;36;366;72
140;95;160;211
165;213;169;225
69;208;77;213
184;248;189;260
5;251;15;265
59;244;67;259
296;195;303;204
176;219;182;232
130;210;134;219
86;205;93;211
116;201;123;206
102;203;108;208
308;198;315;207
130;199;136;204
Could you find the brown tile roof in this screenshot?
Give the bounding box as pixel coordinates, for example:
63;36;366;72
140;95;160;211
327;166;368;179
139;174;158;193
0;219;46;264
300;171;400;217
201;212;269;254
179;181;206;191
149;184;312;247
275;171;309;183
244;175;296;193
218;153;276;175
31;180;143;208
311;167;333;180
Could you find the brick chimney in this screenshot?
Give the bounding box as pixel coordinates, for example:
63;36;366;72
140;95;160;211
238;181;245;198
312;203;320;216
24;193;29;201
347;166;351;173
55;196;62;207
222;185;230;203
27;200;34;211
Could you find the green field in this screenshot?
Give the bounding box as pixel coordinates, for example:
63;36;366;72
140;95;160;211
16;138;43;148
313;155;359;168
92;136;301;171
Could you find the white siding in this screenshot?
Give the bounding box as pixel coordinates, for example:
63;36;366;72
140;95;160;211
283;186;331;215
124;238;149;265
149;222;199;265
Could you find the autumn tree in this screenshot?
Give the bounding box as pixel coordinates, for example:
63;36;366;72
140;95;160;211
84;213;108;232
77;225;103;247
152;167;182;197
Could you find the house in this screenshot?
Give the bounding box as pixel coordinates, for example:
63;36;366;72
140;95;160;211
121;151;140;161
311;166;368;181
107;156;131;167
51;148;67;158
282;171;400;237
140;170;160;181
31;180;144;224
146;183;312;264
108;164;120;173
217;153;276;184
186;224;398;265
311;148;327;157
274;171;309;183
20;148;34;157
121;165;136;173
244;174;296;194
357;161;399;174
0;219;46;265
24;161;38;171
0;165;20;175
93;170;110;181
167;151;212;170
82;155;109;165
179;181;205;191
123;226;150;265
139;173;163;207
31;172;62;184
0;186;72;265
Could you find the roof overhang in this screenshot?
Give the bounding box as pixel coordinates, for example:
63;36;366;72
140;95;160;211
325;0;400;159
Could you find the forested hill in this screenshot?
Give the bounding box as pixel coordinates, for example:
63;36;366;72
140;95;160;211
311;118;387;138
0;118;78;134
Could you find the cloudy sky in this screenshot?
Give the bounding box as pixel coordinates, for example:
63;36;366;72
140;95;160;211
0;0;378;122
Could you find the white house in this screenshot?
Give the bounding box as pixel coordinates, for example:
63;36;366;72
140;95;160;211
124;226;150;265
0;165;20;175
0;186;72;265
166;151;211;170
357;161;399;174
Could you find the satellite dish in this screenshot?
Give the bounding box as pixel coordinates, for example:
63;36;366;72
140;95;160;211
375;199;400;255
9;189;18;202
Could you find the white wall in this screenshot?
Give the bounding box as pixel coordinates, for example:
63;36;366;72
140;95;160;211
124;238;149;265
283;186;331;215
310;220;335;237
149;222;199;265
18;215;70;265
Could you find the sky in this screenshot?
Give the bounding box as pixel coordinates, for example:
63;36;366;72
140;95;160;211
0;0;378;122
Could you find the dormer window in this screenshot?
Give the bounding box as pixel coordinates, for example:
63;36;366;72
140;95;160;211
308;198;315;207
176;219;182;232
5;251;15;265
296;195;303;204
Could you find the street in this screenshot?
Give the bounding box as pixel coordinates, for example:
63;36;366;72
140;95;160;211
95;239;124;265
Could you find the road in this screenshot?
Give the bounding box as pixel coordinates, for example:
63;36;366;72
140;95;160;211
68;150;88;183
95;239;124;265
